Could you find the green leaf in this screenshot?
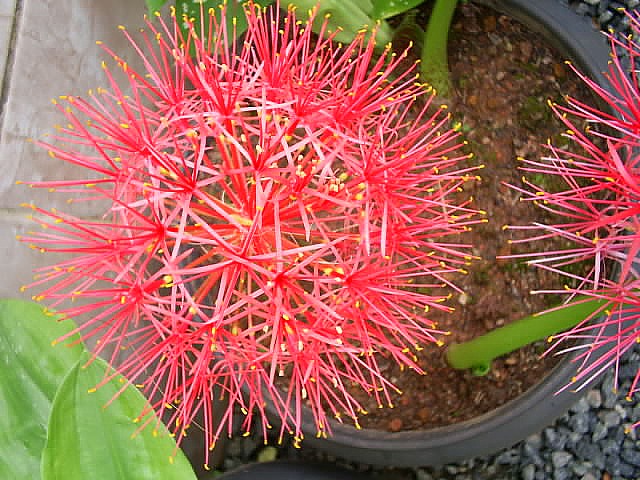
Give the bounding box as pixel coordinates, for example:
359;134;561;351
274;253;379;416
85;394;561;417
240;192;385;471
174;0;220;24
145;0;168;13
175;0;274;44
371;0;425;20
0;299;84;480
41;353;196;480
290;0;392;46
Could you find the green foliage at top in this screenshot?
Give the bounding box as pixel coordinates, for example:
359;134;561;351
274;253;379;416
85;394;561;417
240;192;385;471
371;0;425;20
145;0;167;12
146;0;275;41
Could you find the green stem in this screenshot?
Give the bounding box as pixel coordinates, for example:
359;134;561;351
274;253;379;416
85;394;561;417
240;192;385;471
420;0;458;96
445;297;606;375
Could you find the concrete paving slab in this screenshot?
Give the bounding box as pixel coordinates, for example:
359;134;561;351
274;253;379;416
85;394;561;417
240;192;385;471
0;0;16;99
0;0;16;15
1;0;149;298
0;0;147;215
0;16;14;96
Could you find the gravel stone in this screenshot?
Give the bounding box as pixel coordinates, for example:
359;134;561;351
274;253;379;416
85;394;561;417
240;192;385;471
580;474;598;480
621;447;640;467
619;462;638;478
586;389;602;409
570;397;590;414
589;449;607;470
569;413;591;434
601;438;621;456
592;421;609;442
553;468;571;480
601;374;619;408
522;464;536;480
573;440;600;461
415;469;434;480
599;10;615;24
522;443;545;467
551;451;572;469
613;426;627;443
575;3;596;15
480;464;497;477
495;449;519;465
525;433;543;449
568;431;585;449
606;454;622;475
570;461;589;476
599;409;622;428
614;403;629;420
545;427;569;450
445;465;460;475
544;428;558;447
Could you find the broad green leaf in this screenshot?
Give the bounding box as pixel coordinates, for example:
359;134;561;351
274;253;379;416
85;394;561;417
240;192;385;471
371;0;425;20
145;0;168;13
175;0;274;42
41;353;196;480
291;0;393;46
175;0;220;24
0;299;84;480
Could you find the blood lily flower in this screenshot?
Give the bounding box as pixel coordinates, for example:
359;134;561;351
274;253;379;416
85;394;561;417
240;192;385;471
18;1;479;463
504;12;640;425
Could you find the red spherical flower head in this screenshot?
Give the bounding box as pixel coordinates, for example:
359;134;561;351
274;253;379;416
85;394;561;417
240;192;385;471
19;1;479;463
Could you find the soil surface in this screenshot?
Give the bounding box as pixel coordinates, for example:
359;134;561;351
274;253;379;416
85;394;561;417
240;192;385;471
348;2;596;432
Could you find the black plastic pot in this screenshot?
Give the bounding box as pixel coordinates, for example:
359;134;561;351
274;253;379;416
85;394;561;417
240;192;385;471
216;461;371;480
267;0;615;468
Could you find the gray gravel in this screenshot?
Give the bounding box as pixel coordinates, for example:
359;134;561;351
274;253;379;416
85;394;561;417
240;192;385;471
215;1;640;478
